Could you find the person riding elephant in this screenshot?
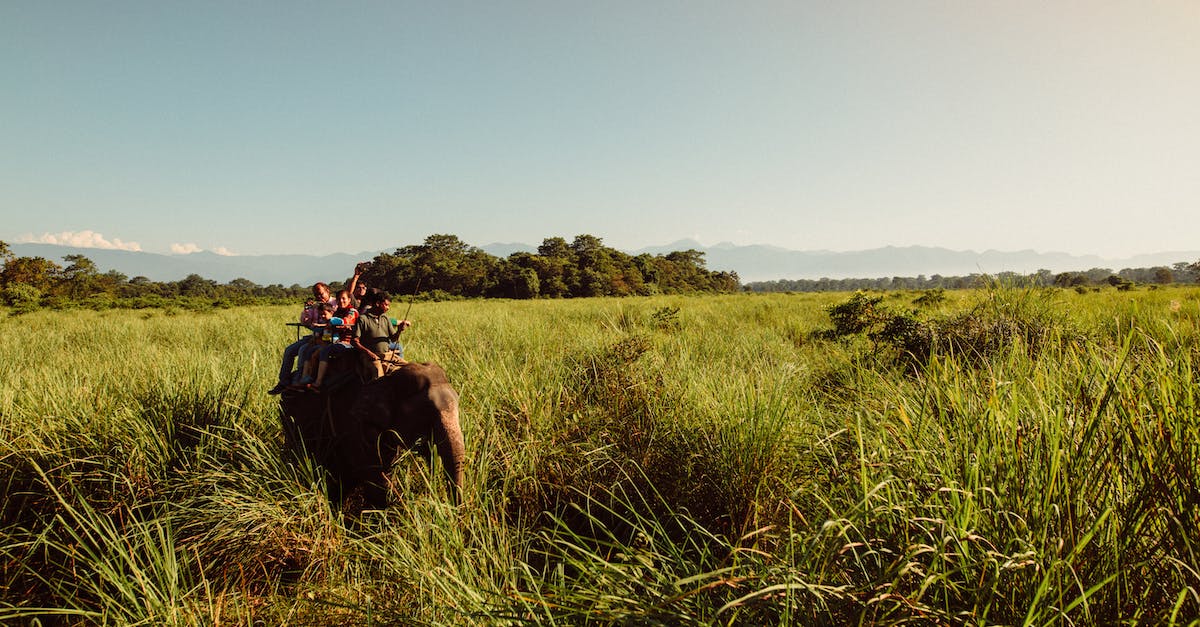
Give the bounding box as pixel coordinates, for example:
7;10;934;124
279;362;464;508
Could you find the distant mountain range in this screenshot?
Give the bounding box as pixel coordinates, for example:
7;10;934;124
9;241;1199;286
633;240;1200;283
9;243;374;287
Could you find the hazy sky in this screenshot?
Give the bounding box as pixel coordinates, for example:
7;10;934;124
3;1;1197;258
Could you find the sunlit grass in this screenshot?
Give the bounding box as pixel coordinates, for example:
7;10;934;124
1;287;1198;624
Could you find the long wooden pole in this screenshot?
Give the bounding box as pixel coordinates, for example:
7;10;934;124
401;277;423;325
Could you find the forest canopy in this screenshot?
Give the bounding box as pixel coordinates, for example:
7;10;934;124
357;234;739;299
0;235;740;312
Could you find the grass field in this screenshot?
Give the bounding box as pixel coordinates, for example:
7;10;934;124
1;287;1198;625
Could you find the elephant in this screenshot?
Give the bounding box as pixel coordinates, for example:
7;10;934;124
278;361;464;508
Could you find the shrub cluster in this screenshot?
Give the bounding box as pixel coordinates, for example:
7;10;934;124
821;288;1079;369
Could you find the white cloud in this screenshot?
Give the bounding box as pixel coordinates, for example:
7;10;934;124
18;230;142;252
169;243;239;256
170;242;203;254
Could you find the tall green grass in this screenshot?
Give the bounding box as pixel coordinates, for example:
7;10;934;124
1;289;1198;624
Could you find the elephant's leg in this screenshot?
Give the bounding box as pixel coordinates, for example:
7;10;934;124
343;427;401;509
359;473;390;510
280;411;304;462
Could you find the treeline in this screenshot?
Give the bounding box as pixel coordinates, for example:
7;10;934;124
0;234;739;313
357;234;739;299
0;241;309;313
746;262;1200;293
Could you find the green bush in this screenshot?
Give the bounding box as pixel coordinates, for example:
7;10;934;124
650;305;681;331
824;291;886;336
1;283;42;314
826;287;1077;369
912;288;946;306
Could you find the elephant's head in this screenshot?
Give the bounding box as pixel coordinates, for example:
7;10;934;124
346;362;465;505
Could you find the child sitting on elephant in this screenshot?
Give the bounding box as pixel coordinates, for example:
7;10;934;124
305;289;360;392
293;302;335;387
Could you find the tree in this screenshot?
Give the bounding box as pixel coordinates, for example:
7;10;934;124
58;254;99;298
1187;260;1200;284
0;256;61;292
359;252;413;297
1053;272;1088;288
1083;267;1114;284
494;253;543;299
118;275;155;298
665;249;706;269
1034;269;1054;286
569;235;618;295
392;234;496;297
1172;262;1194;283
1106;274;1132;289
578;268;608;297
177;274;218;297
1;283;41;313
526;254;568;298
423;233;472;257
499;266;540;299
531;240;571;297
710;270;740;292
227;278;258;293
81;269;126;297
657;249;714;293
634;254;658;285
1152;267;1174;284
537;237;571;259
570;234;604;257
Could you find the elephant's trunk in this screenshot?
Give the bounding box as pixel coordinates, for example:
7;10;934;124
429;385;465;498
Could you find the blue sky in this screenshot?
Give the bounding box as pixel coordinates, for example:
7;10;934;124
2;1;1197;258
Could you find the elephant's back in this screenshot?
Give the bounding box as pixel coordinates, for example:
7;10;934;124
388;361;452;394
